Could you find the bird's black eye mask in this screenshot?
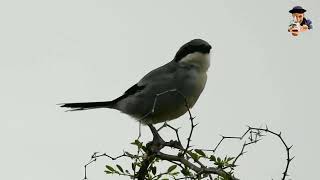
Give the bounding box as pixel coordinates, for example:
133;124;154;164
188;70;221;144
173;39;212;62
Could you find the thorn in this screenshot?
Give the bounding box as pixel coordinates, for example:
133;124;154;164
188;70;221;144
242;151;247;155
288;145;293;150
265;125;268;130
289;156;295;161
91;152;98;158
278;132;282;136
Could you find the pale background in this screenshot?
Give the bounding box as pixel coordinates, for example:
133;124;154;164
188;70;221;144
1;0;319;180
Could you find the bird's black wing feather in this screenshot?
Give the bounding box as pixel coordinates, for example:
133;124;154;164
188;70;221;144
111;84;145;103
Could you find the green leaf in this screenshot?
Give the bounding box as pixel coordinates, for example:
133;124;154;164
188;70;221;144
167;165;177;173
105;165;115;172
195;149;206;157
116;164;124;173
132;139;140;145
189;152;199;161
210;155;216;162
104;170;113;174
161;179;169;180
131;139;143;149
170;171;180;176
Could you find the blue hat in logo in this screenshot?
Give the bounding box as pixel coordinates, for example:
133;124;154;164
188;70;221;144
289;6;306;14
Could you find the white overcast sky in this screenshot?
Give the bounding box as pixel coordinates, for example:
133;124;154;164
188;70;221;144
1;0;319;180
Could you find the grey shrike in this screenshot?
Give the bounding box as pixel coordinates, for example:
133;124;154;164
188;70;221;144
60;39;212;125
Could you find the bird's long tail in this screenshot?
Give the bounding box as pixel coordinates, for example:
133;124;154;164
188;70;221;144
60;101;115;111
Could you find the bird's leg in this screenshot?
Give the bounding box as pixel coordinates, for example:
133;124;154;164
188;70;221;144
147;124;165;145
145;124;168;156
136;121;142;140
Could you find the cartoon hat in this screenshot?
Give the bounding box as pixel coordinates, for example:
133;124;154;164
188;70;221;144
289;6;306;13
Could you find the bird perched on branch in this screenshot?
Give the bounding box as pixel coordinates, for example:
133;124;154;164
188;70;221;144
60;39;212;125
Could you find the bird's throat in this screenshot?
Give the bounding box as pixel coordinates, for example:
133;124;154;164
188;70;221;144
179;52;210;72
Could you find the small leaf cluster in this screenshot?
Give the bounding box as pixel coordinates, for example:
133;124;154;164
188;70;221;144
186;149;236;179
209;155;235;169
104;140;183;180
105;164;130;176
103;139;237;180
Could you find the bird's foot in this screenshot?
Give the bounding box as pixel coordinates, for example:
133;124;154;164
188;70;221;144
146;124;166;153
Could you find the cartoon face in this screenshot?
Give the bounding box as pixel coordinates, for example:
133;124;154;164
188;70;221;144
292;13;304;23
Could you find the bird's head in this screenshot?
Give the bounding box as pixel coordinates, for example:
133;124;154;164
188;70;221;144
174;39;212;71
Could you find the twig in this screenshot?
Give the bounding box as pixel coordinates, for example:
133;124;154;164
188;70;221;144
83;152;127;179
247;126;294;180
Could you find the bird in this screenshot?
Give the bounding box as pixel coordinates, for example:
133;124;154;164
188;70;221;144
60;39;212;125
